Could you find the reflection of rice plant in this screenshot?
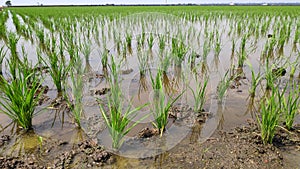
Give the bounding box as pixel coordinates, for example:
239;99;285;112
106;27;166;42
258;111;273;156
65;51;84;128
99;57;147;149
189;77;208;113
283;84;299;130
150;70;184;136
217;71;233;103
258;86;282;144
0;56;43;130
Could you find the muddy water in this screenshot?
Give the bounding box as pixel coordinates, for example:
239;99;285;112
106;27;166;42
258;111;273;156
0;11;300;168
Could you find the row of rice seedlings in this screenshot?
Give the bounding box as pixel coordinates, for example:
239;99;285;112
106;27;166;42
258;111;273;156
98;57;147;149
150;69;184;137
0;50;43;131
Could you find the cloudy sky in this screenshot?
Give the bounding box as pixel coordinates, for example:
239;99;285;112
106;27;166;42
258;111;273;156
3;0;299;6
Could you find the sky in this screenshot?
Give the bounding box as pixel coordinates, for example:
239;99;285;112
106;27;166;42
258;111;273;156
2;0;300;6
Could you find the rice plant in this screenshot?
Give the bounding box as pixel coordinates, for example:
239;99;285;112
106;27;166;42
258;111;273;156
283;84;299;130
258;86;282;144
216;70;233;103
98;57;147;149
0;55;43;130
150;70;184;136
65;50;84;128
38;35;72;95
189;77;208;113
0;46;7;75
237;34;247;68
264;59;274;90
247;62;262;97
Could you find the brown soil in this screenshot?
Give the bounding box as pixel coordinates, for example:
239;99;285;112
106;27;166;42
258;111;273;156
1;123;299;168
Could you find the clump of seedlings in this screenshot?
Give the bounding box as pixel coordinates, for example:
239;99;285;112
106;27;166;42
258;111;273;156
247;62;262;98
189;76;208;113
0;52;43;130
216;70;233;104
150;70;184;136
64;50;84;128
98;57;147;149
258;86;284;144
38;34;72;96
282;83;299;130
0;46;7;75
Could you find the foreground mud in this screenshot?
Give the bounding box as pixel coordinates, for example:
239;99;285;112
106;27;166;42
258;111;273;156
1;123;299;168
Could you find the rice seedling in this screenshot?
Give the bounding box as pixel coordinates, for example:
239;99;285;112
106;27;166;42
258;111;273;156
125;33;132;55
0;55;43;131
237;34;247;68
258;86;282;144
216;70;233;104
282;84;299;130
247;62;263;98
158;35;166;55
7;32;20;65
64;50;84;128
150;69;184;136
0;46;7;75
147;33;154;52
98;57;148;149
172;38;187;66
81;40;92;73
264;59;274;90
38;35;72;95
100;49;108;74
189;77;208;113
